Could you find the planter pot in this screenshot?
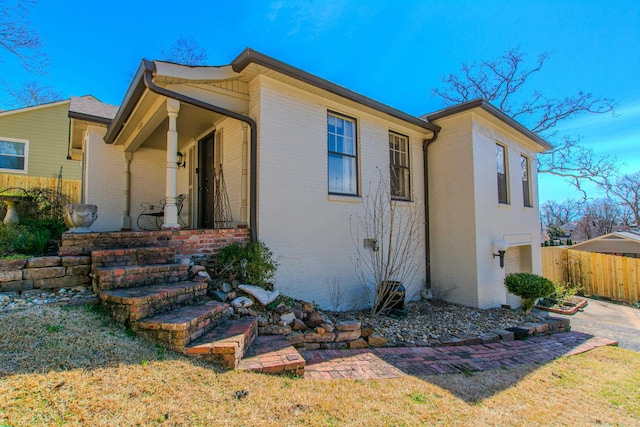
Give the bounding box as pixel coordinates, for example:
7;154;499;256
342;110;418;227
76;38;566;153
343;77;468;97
63;204;98;233
374;280;406;315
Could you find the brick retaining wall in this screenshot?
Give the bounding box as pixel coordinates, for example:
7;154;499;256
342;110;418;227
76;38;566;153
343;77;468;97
58;228;250;258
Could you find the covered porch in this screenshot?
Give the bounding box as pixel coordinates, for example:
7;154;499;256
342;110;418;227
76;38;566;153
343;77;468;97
83;60;257;239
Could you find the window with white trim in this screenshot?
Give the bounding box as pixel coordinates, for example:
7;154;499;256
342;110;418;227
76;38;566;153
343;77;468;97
521;155;532;207
389;131;410;200
327;112;358;195
496;143;509;204
0;137;28;173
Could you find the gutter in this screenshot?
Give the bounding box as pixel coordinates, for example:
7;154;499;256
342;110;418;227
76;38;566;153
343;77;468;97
107;60;258;243
423;132;439;290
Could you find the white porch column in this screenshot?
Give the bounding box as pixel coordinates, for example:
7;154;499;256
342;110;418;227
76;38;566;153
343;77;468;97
163;98;180;229
122;152;132;230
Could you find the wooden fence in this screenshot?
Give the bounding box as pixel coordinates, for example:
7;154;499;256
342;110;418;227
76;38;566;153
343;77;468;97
541;247;640;304
0;175;81;204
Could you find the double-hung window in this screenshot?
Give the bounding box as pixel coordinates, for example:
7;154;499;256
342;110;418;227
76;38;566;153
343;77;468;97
0;138;28;173
496;143;509;204
328;112;358;195
521;155;532;207
389;131;410;200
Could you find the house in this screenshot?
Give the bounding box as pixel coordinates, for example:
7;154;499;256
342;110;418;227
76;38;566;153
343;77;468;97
0;95;117;203
71;48;550;310
570;231;640;258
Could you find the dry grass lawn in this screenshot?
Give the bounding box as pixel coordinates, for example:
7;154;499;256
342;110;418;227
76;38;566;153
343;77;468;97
1;305;639;426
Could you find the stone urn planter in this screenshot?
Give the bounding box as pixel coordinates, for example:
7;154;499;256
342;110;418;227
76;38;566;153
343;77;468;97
63;204;98;233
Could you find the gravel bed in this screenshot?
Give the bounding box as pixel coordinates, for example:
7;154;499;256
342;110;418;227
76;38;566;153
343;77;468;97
328;301;544;346
0;288;96;311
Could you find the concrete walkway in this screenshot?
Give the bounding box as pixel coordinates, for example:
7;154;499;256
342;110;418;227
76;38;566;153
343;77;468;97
543;298;640;352
302;331;617;380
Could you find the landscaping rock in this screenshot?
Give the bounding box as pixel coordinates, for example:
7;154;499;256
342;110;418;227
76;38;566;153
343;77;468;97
348;338;368;349
210;291;228;303
478;332;500;344
220;282;233;293
301;301;314;312
285;332;304;345
361;327;374;338
336;320;361;331
231;296;253;308
280;312;296;326
291;319;307;331
0;259;27;270
26;257;61;268
257;316;268;327
367;334;388;347
492;329;515;341
259;325;292;335
305;311;325;327
238;284;279;305
320;322;334;333
335;329;361;342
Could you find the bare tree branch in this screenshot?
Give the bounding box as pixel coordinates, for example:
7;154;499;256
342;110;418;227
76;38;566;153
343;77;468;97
0;0;48;72
160;36;208;66
432;47;618;196
2;79;62;107
603;171;640;227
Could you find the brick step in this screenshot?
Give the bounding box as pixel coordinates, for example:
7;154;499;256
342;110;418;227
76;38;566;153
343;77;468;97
93;263;189;291
184;317;258;369
91;246;177;269
134;300;230;351
99;281;208;326
237;335;306;376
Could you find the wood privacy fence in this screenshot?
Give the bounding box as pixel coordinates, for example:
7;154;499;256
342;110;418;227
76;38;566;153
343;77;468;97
541;247;640;304
0;175;81;204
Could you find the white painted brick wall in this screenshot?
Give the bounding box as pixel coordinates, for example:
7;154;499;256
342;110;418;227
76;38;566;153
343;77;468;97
253;75;429;309
129;148;166;230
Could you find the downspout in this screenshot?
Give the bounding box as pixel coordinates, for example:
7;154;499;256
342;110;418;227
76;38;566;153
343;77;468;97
423;131;439;290
141;64;258;243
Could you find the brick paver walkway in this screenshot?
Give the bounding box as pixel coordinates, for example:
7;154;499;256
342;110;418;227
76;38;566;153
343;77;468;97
301;331;617;380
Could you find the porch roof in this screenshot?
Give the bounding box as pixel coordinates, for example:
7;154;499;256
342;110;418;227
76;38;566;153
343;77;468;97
104;48;441;146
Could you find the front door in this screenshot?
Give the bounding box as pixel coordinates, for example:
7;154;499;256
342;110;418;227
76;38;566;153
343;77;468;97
198;132;215;228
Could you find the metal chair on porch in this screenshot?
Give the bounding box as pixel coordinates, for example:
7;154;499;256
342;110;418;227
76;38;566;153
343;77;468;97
137;194;187;230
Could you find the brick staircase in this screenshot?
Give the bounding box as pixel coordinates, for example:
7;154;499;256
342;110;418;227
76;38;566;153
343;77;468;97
92;246;305;375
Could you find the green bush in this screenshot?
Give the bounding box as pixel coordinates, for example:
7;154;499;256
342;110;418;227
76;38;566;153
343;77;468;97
0;224;51;257
216;241;278;289
504;273;555;313
552;281;581;301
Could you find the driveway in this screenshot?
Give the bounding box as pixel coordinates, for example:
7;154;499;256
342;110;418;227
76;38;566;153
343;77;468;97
535;298;640;352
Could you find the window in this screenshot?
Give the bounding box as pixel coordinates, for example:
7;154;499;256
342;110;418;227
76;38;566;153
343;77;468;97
0;138;28;173
389;131;410;200
496;143;508;204
328;112;357;195
521;155;532;207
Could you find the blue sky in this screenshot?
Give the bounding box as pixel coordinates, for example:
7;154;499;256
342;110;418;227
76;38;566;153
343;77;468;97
2;0;639;204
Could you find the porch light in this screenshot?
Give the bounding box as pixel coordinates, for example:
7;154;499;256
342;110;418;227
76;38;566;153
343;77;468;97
176;151;185;169
493;239;509;269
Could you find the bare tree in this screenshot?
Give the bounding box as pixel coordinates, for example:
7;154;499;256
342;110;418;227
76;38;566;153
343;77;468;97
605;171;640;227
161;36;208;66
351;171;424;315
433;47;618;196
574;198;621;240
0;0;47;72
2;79;62;107
539;199;583;229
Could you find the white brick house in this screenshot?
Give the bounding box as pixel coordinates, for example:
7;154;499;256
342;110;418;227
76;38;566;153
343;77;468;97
71;49;551;310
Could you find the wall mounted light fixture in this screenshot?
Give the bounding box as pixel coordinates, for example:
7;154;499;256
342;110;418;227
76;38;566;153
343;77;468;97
176;151;186;169
493;239;509;269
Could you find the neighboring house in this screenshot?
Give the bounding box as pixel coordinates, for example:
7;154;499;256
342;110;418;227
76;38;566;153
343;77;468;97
71;48;550;310
570;231;640;258
0;95;117;203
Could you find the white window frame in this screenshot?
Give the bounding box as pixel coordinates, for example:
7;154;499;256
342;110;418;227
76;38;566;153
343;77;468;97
0;137;29;174
521;155;532;208
327;112;358;196
389;131;411;200
496;143;509;204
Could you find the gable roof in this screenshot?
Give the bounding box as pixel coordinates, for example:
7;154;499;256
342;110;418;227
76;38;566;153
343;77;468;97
0;99;70;117
571;231;640;249
68;95;118;125
423;98;553;150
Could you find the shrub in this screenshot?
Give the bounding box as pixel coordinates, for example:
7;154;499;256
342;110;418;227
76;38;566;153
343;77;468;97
552;281;581;301
0;224;51;256
215;241;278;289
504;273;555;313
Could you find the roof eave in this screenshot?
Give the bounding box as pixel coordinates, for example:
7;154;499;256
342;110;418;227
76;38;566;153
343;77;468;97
425;99;552;151
68;111;112;126
232;48;441;134
104;59;155;144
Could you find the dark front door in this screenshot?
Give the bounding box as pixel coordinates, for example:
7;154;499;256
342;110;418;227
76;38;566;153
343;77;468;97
198;132;215;228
